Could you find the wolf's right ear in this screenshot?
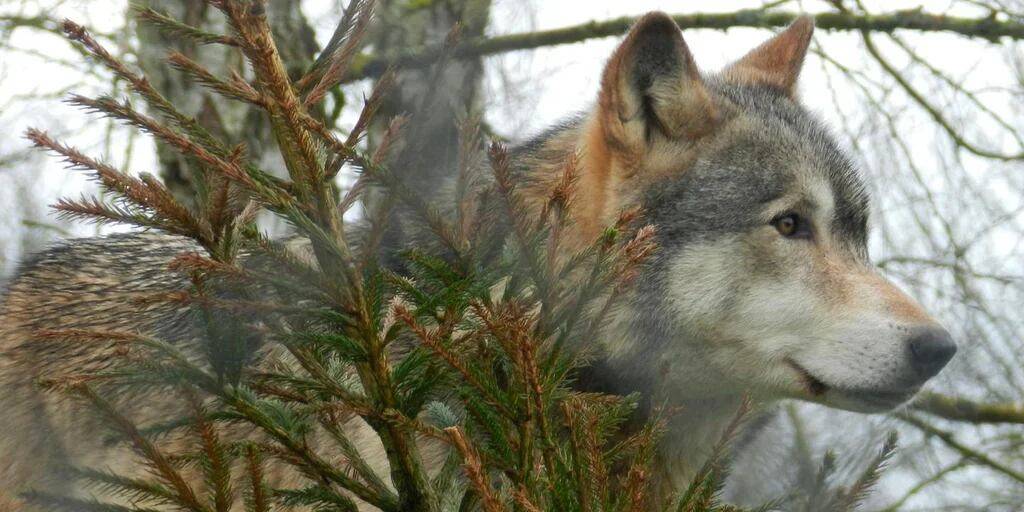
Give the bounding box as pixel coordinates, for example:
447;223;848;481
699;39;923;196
722;16;814;97
598;12;717;155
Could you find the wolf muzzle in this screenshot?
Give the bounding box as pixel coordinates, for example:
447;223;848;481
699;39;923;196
907;326;957;381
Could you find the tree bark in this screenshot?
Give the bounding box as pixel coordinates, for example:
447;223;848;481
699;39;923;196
369;0;492;190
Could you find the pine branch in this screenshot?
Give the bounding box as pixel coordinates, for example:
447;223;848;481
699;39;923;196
33;328;220;393
675;397;753;512
189;398;234;512
302;0;375;107
61;20;230;158
834;431;898;511
22;491;164;512
297;0;371;92
61;19;294;197
167;52;266;107
222;387;400;511
65;95;259;191
444;426;506;512
275;486;360;512
51;196;157;231
243;446;270;512
219;2;324;192
133;7;241;47
25;129;210;240
73;468;178;507
72;384;212;512
318;411;394;498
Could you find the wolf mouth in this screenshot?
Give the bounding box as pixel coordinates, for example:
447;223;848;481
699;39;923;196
785;358;919;409
785;358;829;396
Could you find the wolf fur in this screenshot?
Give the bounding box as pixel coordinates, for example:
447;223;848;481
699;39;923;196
0;13;956;509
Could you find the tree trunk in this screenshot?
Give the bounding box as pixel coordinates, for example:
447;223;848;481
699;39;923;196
370;0;492;190
134;0;319;209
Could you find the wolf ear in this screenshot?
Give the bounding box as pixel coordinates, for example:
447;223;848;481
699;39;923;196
723;16;814;96
598;12;717;152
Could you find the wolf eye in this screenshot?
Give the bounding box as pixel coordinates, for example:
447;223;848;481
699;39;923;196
772;213;812;239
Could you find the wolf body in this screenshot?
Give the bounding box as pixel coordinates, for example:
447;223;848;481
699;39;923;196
0;13;956;509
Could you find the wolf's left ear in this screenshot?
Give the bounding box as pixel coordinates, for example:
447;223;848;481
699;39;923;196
723;16;814;97
599;12;717;152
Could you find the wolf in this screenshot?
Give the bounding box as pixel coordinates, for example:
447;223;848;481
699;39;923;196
0;12;956;509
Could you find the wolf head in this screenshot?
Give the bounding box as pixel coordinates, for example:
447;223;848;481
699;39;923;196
560;13;956;413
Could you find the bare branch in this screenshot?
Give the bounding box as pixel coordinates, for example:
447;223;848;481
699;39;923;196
342;8;1024;83
912;392;1024;425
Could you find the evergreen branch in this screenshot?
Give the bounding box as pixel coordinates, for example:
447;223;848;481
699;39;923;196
342;8;1024;82
297;0;370;92
512;486;542;512
319;411;394;497
488;142;553;304
444;426;506;512
912;392;1024;425
676;397;753;512
343;67;395;150
167;52;266;106
395;305;514;419
51;196;158;231
224;389;399;511
275;338;371;406
318;68;397;182
34;328;221;393
73;468;178;507
240;229;332;293
65;95;257;189
560;399;602;510
189;398;234;512
303;0;375;107
218;0;361;293
134;6;241;47
834;431;898;511
622;419;663;512
21;491;163;512
275;486;360;512
25;129;209;240
61;19;293;197
220;2;324;192
243;446;270;512
60;20;230;158
72;385;212;512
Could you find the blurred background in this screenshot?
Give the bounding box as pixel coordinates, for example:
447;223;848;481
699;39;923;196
1;0;1022;509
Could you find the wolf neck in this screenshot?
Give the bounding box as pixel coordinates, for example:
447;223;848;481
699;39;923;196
568;300;757;494
658;395;750;487
516;114;634;247
518;113;752;486
580;349;750;494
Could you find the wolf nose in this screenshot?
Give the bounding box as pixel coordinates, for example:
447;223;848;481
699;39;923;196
907;327;957;380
